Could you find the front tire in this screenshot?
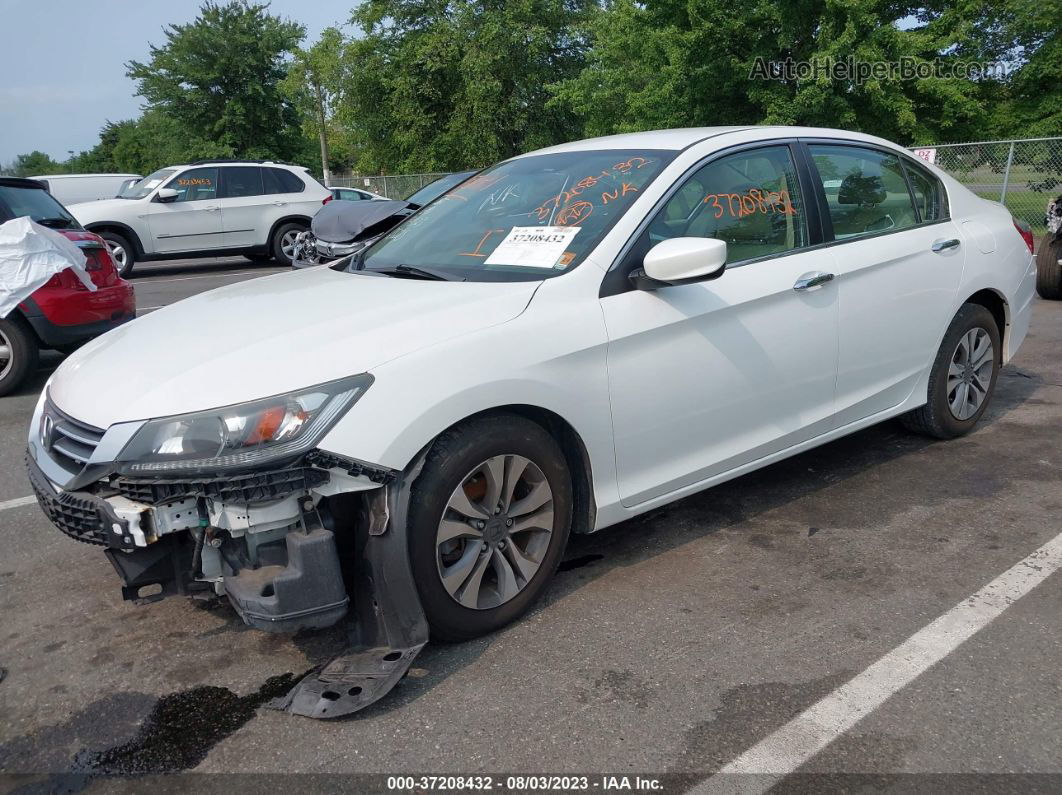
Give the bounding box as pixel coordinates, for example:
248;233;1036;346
271;222;305;267
99;231;134;277
0;316;39;397
1035;234;1062;300
901;303;1001;439
408;414;573;642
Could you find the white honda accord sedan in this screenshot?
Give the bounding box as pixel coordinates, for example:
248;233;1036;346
27;126;1036;716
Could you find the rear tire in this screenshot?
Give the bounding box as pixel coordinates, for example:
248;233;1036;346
408;414;572;642
0;315;40;397
271;223;305;267
901;303;1000;439
99;231;135;277
1035;235;1062;300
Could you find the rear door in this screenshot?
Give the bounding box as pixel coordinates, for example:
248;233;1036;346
219;166;266;248
802;141;965;426
146;167;223;253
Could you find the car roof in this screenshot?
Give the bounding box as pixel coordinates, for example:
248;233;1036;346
518;126;910;156
0;177;48;190
28;173;141;179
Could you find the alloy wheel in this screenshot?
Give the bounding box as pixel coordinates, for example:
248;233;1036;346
281;230;300;260
0;328;12;380
106;240;127;270
435;455;554;610
948;326;994;421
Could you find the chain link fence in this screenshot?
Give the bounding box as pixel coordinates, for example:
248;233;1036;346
909;137;1062;238
328;173;451;200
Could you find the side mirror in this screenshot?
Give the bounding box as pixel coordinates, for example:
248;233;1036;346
155;188;179;203
632;237;727;290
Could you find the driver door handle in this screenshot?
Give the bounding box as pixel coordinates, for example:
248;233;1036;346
793;271;835;291
931;238;961;252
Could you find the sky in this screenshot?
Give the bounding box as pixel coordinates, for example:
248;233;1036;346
0;0;355;166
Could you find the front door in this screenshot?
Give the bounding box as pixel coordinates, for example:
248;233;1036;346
601;144;840;508
147;167;223;253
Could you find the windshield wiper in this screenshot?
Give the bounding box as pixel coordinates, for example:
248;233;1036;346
367;264;463;282
35;217;75;229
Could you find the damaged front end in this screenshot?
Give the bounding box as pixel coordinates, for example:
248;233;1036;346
26;389;430;719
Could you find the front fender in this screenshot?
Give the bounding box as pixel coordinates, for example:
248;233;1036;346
315;294;619;521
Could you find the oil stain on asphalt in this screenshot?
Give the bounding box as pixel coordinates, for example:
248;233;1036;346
71;672;302;775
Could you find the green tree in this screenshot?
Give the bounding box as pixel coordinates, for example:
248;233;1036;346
282;26;354;180
550;0;996;145
126;1;307;161
337;0;597;173
9;151;63;177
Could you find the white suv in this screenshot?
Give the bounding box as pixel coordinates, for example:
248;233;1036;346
66;160;331;275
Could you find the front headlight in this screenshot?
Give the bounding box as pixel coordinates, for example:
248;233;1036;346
116;374;372;475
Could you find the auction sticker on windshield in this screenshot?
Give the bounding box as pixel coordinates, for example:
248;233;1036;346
484;226;580;268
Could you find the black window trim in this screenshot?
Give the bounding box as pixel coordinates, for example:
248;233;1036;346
796;138;952;249
600;138;824;298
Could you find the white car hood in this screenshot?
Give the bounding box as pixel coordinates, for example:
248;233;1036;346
67;197;141;223
49;267;541;428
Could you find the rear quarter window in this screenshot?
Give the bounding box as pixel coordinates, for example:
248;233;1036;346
263;168;305;194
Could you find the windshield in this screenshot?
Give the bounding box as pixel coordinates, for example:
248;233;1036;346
118;168;177;199
404;171;476;206
0;185;79;229
360;150;675;281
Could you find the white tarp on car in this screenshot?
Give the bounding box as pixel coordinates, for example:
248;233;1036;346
0;217;95;318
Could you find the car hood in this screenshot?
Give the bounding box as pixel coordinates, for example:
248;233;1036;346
49;267;541;429
312;200;413;243
66;197;140;223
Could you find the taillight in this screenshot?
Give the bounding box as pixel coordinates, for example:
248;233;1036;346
322;195;333;205
1013;218;1034;254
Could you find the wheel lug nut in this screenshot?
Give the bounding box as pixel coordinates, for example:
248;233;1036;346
505;519;513;527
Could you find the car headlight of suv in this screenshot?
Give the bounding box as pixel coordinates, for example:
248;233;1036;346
115;374;372;475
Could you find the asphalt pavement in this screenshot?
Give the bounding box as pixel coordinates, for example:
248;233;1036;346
0;257;1059;792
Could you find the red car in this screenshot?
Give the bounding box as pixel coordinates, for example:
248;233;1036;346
0;177;135;396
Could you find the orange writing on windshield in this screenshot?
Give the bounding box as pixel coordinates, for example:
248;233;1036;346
458;228;506;257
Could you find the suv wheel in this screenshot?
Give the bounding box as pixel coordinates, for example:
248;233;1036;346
0;316;40;397
901;303;1001;439
408;414;573;642
271;223;306;266
100;231;135;277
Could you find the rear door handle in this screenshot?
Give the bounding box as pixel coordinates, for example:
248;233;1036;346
273;201;287;207
793;271;835;291
931;238;961;252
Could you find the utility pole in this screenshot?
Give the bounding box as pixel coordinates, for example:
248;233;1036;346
313;76;331;186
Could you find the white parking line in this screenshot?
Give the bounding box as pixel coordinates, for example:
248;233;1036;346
692;531;1062;795
0;495;36;512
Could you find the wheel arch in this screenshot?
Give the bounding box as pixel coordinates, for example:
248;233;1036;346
267;214;312;245
84;221;145;258
963;288;1009;360
416;404;597;535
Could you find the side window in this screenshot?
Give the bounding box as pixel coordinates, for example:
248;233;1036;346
809;145;917;239
902;160;947;222
650;145;807;263
263;168;305;195
167;168;219;202
221;167;263;198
